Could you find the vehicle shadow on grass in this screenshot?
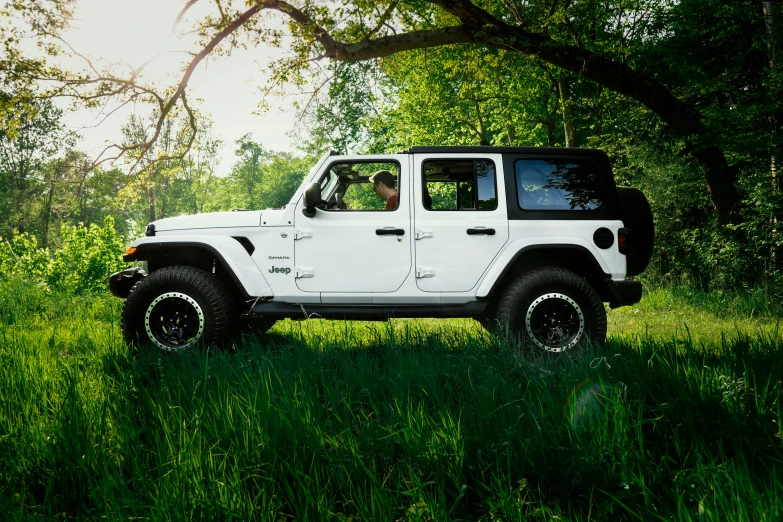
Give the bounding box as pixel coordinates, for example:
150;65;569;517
99;320;783;520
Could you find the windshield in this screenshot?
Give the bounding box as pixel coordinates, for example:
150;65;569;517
320;168;340;200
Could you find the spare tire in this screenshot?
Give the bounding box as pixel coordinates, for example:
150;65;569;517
617;187;654;277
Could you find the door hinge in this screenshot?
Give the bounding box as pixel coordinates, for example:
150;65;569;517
295;267;314;278
294;229;312;240
416;267;436;278
415;229;433;240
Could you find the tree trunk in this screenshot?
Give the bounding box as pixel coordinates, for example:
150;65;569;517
13;159;28;234
545;119;556;147
147;182;156;223
558;78;578;147
473;98;491;145
594;84;604;137
41;179;55;248
763;0;781;268
77;177;87;223
506;123;517;145
161;174;169;219
764;0;780;191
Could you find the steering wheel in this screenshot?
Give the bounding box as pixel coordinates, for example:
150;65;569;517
335;192;347;210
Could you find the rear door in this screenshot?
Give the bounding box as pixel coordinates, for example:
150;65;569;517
413;154;509;292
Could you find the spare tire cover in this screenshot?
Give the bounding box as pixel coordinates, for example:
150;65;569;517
617;187;654;277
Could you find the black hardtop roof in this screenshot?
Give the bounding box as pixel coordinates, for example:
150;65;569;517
405;146;604;155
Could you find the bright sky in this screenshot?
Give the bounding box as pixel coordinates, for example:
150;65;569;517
59;0;302;175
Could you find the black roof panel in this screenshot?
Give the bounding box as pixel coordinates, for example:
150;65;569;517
407;146;603;155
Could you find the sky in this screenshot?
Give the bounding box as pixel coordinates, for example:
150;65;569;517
59;0;302;175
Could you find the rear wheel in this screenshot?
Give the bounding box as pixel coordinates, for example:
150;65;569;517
493;267;606;352
122;266;236;352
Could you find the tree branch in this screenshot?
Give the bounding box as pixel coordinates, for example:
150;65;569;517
70;0;738;222
172;0;201;34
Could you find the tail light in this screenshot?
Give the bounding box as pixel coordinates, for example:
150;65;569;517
618;228;631;254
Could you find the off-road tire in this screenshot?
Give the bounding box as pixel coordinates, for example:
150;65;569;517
122;266;236;352
617;187;654;277
493;267;607;351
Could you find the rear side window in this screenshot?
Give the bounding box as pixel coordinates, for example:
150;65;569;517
515;159;603;211
422;159;497;211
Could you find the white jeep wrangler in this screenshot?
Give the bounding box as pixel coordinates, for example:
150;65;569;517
110;146;653;353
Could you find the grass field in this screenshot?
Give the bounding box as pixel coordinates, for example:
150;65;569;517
0;279;781;520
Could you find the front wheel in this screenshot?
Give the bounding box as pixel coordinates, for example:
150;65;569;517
493;268;606;352
122;266;236;352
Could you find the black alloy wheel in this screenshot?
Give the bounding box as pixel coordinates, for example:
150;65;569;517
122;266;236;352
144;292;205;351
495;267;606;352
525;292;585;352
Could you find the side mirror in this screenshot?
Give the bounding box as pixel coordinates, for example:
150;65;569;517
302;182;321;217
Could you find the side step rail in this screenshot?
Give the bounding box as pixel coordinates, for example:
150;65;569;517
250;301;487;320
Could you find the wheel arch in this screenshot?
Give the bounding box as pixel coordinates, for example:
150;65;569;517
479;244;612;304
124;238;272;307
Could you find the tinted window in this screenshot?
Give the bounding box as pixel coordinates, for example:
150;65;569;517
515;159;603;210
422;159;497;211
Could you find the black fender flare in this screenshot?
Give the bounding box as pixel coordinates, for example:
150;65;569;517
482;244;611;301
124;241;254;300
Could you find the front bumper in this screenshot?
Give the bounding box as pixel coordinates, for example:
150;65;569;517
604;280;642;309
108;267;146;298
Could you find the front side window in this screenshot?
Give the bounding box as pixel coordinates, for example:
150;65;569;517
422;159;497;211
318;161;400;211
515;159;604;211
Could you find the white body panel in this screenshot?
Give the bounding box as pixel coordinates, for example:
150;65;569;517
133;150;630;308
412;153;510;292
474;221;627;299
153;210;263;231
293;154;413;293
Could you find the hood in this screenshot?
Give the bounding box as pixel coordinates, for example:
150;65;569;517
152;210;263;232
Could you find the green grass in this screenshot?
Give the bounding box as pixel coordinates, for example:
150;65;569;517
0;279;781;520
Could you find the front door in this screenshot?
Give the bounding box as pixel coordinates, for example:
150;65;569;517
413;154;509;292
294;158;412;293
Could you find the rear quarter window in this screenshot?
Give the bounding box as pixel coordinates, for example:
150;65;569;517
515;159;603;211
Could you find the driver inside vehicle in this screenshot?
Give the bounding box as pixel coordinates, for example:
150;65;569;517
370;170;398;210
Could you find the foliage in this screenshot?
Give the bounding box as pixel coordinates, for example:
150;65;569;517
298;0;782;291
0;0;75;138
374;47;560;150
0;96;70;238
0;280;781;519
0;0;779;294
0;217;125;294
209;135;312;212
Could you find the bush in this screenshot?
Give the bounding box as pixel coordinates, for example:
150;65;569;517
0;217;125;295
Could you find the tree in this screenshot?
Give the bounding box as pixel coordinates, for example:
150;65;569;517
60;0;749;224
0;0;74;138
358;46;563;150
0;96;69;236
232;134;267;209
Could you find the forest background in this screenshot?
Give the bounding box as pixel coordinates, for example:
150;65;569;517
1;1;783;519
0;0;780;295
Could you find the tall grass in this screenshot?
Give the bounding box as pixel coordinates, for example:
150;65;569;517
0;277;781;520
